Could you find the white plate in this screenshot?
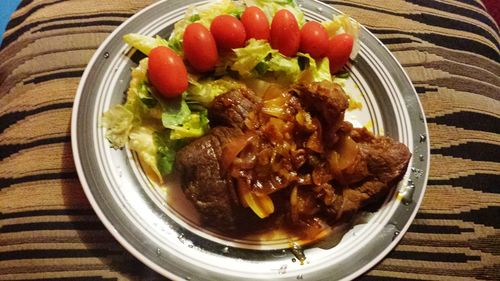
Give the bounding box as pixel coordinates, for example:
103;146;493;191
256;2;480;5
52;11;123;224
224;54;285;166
72;0;430;280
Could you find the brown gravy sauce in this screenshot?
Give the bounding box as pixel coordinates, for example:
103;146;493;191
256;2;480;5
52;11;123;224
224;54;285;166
162;176;355;250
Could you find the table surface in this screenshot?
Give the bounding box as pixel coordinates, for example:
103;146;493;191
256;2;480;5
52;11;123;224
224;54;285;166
0;0;499;280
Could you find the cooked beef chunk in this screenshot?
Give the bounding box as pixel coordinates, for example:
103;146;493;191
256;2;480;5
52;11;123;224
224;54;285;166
341;127;411;185
360;137;412;184
295;81;349;144
329;129;412;218
296;81;349;120
175;127;246;231
209;88;261;129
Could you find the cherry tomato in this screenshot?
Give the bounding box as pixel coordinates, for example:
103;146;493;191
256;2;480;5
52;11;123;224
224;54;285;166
241;6;270;41
183;23;218;72
325;33;354;74
210;15;246;50
299;21;328;59
147;46;188;98
270;9;300;57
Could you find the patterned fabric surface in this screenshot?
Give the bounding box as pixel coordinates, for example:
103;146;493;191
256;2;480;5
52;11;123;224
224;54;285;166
0;0;499;280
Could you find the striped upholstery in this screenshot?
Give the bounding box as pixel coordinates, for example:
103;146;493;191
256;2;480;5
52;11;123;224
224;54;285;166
0;0;499;280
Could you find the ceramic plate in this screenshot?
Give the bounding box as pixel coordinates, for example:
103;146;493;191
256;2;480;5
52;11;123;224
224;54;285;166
71;0;430;280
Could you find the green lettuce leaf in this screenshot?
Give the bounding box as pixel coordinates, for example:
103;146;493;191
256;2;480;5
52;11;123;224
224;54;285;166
129;126;163;182
137;82;157;108
298;53;332;83
161;97;192;128
101;58;161;148
313;57;332;82
160;97;209;140
154;130;188;176
232;40;323;83
157;147;176;176
186;77;245;106
101;105;134;148
123;34;169;56
169;110;209;140
266;53;301;82
122;58;163;124
231;39;274;77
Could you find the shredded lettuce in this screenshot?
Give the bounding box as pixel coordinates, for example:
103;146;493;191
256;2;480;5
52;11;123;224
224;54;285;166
102;58;167;181
161;97;192;128
231;40;330;83
186;77;246;106
123;34;169;56
298;54;332;83
136;82;158;108
121;58;163;123
244;0;305;26
154;131;188;176
168;110;209;140
101;105;134;148
101;58;156;148
168;0;243;55
129;126;163;182
231;39;300;82
266;53;301;82
159;96;209;139
102;57;209;181
313;57;332;81
231;39;274;77
156;144;176;176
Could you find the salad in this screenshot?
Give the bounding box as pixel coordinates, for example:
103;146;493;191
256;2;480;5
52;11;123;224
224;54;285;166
102;0;360;185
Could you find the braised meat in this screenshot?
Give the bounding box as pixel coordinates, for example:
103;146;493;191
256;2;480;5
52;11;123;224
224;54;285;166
176;81;411;237
327;127;412;219
295;81;349;145
209;88;261;129
175;127;246;231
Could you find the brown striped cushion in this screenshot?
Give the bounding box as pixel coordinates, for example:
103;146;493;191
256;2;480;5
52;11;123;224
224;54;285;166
1;0;499;280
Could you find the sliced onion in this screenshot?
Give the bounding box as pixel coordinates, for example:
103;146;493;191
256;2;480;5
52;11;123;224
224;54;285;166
262;96;289;118
336;136;359;170
238;179;275;219
263;85;286;100
329;135;359;174
221;133;256;170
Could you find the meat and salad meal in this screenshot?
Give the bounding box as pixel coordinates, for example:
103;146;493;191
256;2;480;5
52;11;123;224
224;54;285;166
102;0;411;242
